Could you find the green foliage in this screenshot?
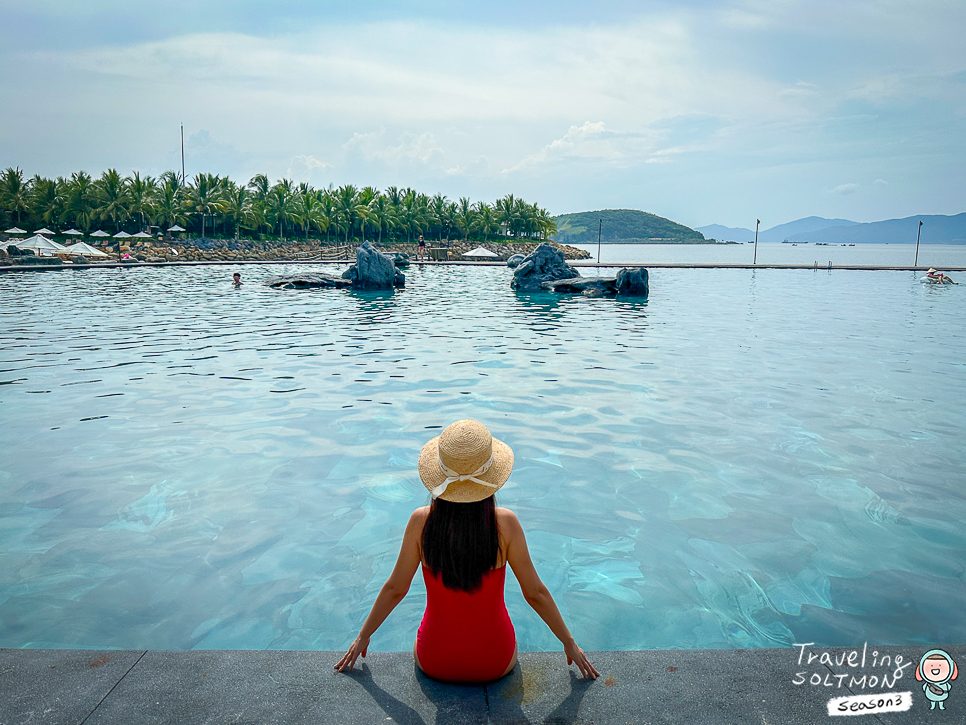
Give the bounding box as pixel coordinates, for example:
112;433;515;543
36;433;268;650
554;209;704;244
0;165;555;245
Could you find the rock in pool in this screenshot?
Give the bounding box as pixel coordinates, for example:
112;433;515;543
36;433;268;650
342;241;405;289
506;253;526;269
264;241;405;290
264;272;352;289
510;242;580;291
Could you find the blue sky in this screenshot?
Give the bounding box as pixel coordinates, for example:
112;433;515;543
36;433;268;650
1;0;963;228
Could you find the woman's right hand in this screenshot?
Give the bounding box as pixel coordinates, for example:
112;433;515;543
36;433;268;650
334;635;370;673
564;641;599;679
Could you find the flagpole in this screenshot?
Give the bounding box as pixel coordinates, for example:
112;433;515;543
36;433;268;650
597;218;602;265
753;219;760;265
181;124;186;184
914;220;923;266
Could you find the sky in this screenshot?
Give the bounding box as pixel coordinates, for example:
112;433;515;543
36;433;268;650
1;0;964;228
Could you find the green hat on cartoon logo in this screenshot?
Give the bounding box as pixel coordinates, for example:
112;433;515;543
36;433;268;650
916;649;958;711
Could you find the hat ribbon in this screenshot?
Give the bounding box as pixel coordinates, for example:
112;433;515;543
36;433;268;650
432;455;497;499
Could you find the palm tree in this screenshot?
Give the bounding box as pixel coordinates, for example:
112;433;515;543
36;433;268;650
63;171;97;231
400;189;429;243
265;179;297;240
95;169;130;232
185;173;225;238
223;182;255;240
496;195;517;238
474;201;497;242
367;194;396;245
294;187;328;240
155;175;186;232
318;187;337;245
454;197;476;241
128;171;157;231
29;175;64;230
429;193;449;241
1;167;31;225
334;184;365;244
247;174;271;236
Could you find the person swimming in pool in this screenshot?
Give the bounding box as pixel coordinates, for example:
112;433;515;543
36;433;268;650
926;268;956;284
232;272;242;286
334;420;599;683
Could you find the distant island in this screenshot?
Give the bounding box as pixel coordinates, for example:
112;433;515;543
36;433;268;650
554;209;729;245
697;213;966;244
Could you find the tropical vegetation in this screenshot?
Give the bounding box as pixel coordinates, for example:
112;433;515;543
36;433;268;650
554;209;705;244
0;167;557;245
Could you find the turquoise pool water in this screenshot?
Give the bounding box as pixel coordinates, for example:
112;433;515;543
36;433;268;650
1;265;964;652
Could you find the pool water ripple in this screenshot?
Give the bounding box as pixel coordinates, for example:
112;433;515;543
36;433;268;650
1;264;964;651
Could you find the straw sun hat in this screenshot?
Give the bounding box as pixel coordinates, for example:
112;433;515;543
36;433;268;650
418;420;514;502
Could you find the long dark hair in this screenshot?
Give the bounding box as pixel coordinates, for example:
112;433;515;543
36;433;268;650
421;496;499;592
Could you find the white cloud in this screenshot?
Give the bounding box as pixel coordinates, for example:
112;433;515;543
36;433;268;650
286;155;332;183
503;122;621;172
827;182;860;195
342;130;443;166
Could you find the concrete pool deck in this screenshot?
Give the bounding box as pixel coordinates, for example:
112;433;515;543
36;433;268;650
3;645;963;724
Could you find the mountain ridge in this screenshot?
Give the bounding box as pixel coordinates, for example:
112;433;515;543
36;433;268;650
698;213;966;244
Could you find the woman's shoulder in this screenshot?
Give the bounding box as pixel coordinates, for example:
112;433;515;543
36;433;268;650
496;507;522;532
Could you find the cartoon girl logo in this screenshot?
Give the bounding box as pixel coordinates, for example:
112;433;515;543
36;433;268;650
916;649;958;711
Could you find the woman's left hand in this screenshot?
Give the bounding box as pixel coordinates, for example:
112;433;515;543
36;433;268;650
334;635;370;672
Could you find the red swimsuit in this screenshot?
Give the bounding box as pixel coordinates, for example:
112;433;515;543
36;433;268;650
416;564;516;682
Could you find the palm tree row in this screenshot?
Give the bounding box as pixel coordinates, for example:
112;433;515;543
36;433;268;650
0;167;557;244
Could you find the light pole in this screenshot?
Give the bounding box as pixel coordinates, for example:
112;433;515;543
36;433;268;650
753;219;760;265
597;218;602;264
914;220;923;267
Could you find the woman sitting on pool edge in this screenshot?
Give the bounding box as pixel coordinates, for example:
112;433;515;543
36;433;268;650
334;420;599;682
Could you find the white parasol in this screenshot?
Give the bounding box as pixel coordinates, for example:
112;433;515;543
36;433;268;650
63;242;109;257
11;235;68;255
462;246;499;258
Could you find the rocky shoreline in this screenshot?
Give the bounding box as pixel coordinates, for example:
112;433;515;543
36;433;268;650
1;237;590;265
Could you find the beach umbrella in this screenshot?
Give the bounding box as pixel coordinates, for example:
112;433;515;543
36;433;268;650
462;246;499;258
13;235;68;255
34;227;55;236
113;231;132;239
62;228;84;236
131;231;152;239
90;230;110;238
4;227;26;235
63;242;109;257
167;225;186;232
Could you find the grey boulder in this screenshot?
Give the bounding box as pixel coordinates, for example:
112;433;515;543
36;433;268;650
510;242;580;291
506;253;526;268
616;267;649;297
342;241;405;288
264;272;352;289
540;267;649;298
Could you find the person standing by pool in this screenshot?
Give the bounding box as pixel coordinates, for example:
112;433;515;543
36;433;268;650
334;420;599;682
418;235;426;262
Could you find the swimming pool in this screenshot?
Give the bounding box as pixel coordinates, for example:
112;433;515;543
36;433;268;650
1;265;964;651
